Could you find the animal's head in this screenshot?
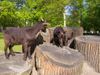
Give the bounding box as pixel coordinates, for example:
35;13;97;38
54;27;66;47
40;20;49;32
54;27;65;38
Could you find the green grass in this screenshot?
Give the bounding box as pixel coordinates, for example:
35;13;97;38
0;33;3;38
0;32;22;53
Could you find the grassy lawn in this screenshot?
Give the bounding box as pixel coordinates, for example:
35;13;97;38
0;32;22;53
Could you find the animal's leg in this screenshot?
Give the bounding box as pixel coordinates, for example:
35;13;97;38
63;35;68;46
27;46;32;59
4;45;9;59
9;45;15;56
60;39;63;47
51;38;56;45
50;38;55;45
23;44;28;61
22;45;24;53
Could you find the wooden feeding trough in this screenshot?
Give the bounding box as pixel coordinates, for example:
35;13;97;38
75;35;100;72
32;43;84;75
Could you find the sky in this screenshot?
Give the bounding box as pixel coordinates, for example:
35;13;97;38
65;5;73;16
65;0;86;16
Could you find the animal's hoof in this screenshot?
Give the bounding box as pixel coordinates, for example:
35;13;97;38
6;57;9;59
11;53;15;56
23;57;27;61
28;56;32;59
5;55;9;59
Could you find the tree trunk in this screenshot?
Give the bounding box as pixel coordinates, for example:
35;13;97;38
0;54;31;75
32;43;84;75
75;36;100;72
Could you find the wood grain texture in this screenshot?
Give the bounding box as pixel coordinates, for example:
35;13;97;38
32;44;84;75
75;36;100;72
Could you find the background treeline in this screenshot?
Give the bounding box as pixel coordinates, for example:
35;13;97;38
0;0;100;31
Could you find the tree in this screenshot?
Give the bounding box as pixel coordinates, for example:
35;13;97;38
24;0;70;26
82;0;100;31
65;0;83;27
0;0;70;27
0;0;99;30
65;0;100;31
0;0;19;28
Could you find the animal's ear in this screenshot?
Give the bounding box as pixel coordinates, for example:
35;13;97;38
40;17;44;22
43;22;50;26
42;20;49;26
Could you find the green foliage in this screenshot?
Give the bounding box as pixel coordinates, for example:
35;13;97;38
24;0;69;26
0;0;69;28
65;0;83;27
66;0;100;31
0;0;18;27
82;0;100;31
0;0;100;30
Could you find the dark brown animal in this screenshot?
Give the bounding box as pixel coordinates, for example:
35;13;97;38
3;21;48;60
50;26;67;47
30;34;45;56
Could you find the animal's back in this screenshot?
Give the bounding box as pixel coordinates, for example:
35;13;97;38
3;28;26;44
